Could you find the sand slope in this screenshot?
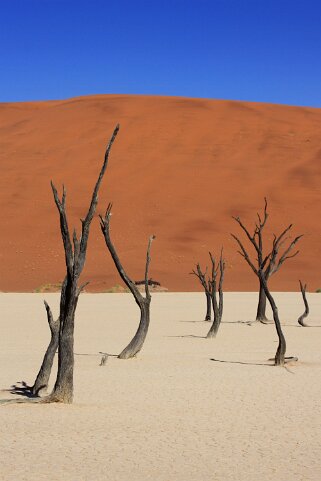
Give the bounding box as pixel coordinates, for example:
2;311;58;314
0;95;320;291
0;292;320;480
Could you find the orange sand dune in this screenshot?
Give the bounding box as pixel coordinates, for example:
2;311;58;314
0;94;320;292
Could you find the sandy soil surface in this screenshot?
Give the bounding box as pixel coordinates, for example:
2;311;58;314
0;292;320;481
0;95;321;292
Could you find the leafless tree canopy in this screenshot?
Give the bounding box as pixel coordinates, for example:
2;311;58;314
232;198;302;322
192;250;225;338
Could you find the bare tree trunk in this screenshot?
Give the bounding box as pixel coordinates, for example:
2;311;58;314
298;280;309;327
258;270;286;366
49;281;80;403
31;301;59;396
206;295;220;338
206;251;225;338
100;204;155;360
205;292;211;321
118;300;151;359
256;281;269;322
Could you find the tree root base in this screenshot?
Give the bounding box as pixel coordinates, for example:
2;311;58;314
268;356;299;365
247;318;274;326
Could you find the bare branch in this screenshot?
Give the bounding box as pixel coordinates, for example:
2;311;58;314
272;235;303;274
261;252;271;271
218;249;225;294
72;229;80;272
234;199;269;266
273;224;293;251
232;216;260;255
43;300;55;331
50;182;73;275
191;263;210;294
208;251;218;295
145;235;156;299
231;234;258;275
79;125;119;267
100;203;143;304
261;197;268;227
77;281;89;296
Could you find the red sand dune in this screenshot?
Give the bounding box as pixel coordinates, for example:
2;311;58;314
0;94;320;292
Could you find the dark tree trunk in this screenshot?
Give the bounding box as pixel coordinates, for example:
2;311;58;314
32;301;59;396
100;204;155;360
118;299;151;359
256;281;269;322
206;295;220;338
206;251;225;338
258;270;286;366
49;281;79;403
298;280;309;327
205;292;211;321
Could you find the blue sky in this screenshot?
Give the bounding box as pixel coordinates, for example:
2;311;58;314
1;0;321;106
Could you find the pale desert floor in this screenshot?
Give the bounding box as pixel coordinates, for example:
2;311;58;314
0;292;320;481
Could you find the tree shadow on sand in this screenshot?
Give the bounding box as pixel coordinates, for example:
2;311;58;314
285;324;321;328
210;358;272;367
166;334;206;339
178;320;211;323
222;320;253;325
210;357;298;370
1;381;35;399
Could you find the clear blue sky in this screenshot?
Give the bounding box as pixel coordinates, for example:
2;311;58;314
1;0;321;106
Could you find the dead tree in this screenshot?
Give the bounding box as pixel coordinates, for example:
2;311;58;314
0;126;119;406
191;264;211;320
298;280;310;327
232;198;302;323
100;203;155;359
42;125;119;403
191;250;225;337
